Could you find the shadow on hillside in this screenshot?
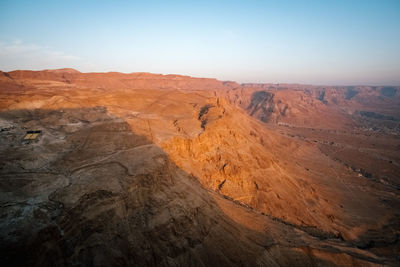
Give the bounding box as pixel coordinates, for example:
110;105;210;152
0;107;383;266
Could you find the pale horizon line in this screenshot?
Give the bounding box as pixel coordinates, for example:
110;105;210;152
2;67;400;87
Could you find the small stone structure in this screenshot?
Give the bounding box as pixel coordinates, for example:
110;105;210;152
23;130;42;143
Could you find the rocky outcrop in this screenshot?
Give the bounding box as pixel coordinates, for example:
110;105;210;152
1;69;399;266
1;107;388;266
0;107;272;266
247;91;275;122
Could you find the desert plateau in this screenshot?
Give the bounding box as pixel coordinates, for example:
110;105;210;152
0;69;399;266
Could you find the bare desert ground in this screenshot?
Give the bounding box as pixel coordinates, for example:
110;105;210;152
0;69;399;266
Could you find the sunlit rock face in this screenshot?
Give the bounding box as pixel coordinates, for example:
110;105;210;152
0;69;399;266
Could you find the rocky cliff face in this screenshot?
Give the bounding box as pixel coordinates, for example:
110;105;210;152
0;69;399;266
218;83;400;132
0;107;279;266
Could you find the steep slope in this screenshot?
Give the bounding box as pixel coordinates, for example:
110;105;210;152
0;69;399;266
221;84;400;132
161;96;400;241
0;107;386;266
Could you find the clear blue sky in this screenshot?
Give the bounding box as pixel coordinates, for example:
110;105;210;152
1;0;399;85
